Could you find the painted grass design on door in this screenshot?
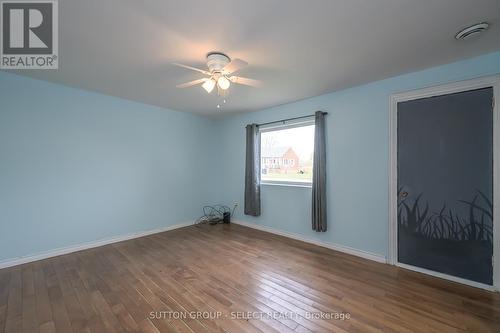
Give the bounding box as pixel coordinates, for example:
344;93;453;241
397;87;493;285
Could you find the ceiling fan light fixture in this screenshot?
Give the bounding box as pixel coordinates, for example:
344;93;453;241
217;76;230;90
202;79;216;93
174;53;259;96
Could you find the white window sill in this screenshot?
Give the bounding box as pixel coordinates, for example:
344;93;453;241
261;181;312;188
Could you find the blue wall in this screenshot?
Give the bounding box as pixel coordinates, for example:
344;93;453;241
0;72;218;262
2;52;500;263
216;52;500;259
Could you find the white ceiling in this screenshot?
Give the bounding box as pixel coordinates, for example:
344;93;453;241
6;0;500;116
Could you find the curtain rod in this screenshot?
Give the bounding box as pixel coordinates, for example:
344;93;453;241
256;111;328;127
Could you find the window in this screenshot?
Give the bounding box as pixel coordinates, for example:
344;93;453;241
260;121;315;185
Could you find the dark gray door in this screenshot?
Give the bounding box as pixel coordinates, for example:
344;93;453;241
397;87;494;285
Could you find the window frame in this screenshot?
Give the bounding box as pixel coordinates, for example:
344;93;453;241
259;118;315;188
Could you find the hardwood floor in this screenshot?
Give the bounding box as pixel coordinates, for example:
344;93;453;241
0;223;499;333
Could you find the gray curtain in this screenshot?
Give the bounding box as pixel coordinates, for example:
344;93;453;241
312;111;327;231
244;124;261;216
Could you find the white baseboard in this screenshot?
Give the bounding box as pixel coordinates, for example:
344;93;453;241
232;220;387;264
396;262;498;292
0;221;194;270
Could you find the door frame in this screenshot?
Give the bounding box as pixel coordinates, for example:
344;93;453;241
388;75;500;291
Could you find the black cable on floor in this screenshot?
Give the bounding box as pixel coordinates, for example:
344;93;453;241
195;204;236;225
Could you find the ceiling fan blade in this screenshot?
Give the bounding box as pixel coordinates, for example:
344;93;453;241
229;76;261;87
172;63;211;75
222;59;248;74
176;78;208;88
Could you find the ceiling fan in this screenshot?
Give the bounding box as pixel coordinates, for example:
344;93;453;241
173;52;261;94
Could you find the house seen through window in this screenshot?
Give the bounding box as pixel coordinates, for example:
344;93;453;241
260;122;315;184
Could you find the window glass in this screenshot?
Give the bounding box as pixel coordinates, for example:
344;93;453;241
260;124;314;184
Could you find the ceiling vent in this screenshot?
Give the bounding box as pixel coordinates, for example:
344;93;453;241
455;22;490;40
